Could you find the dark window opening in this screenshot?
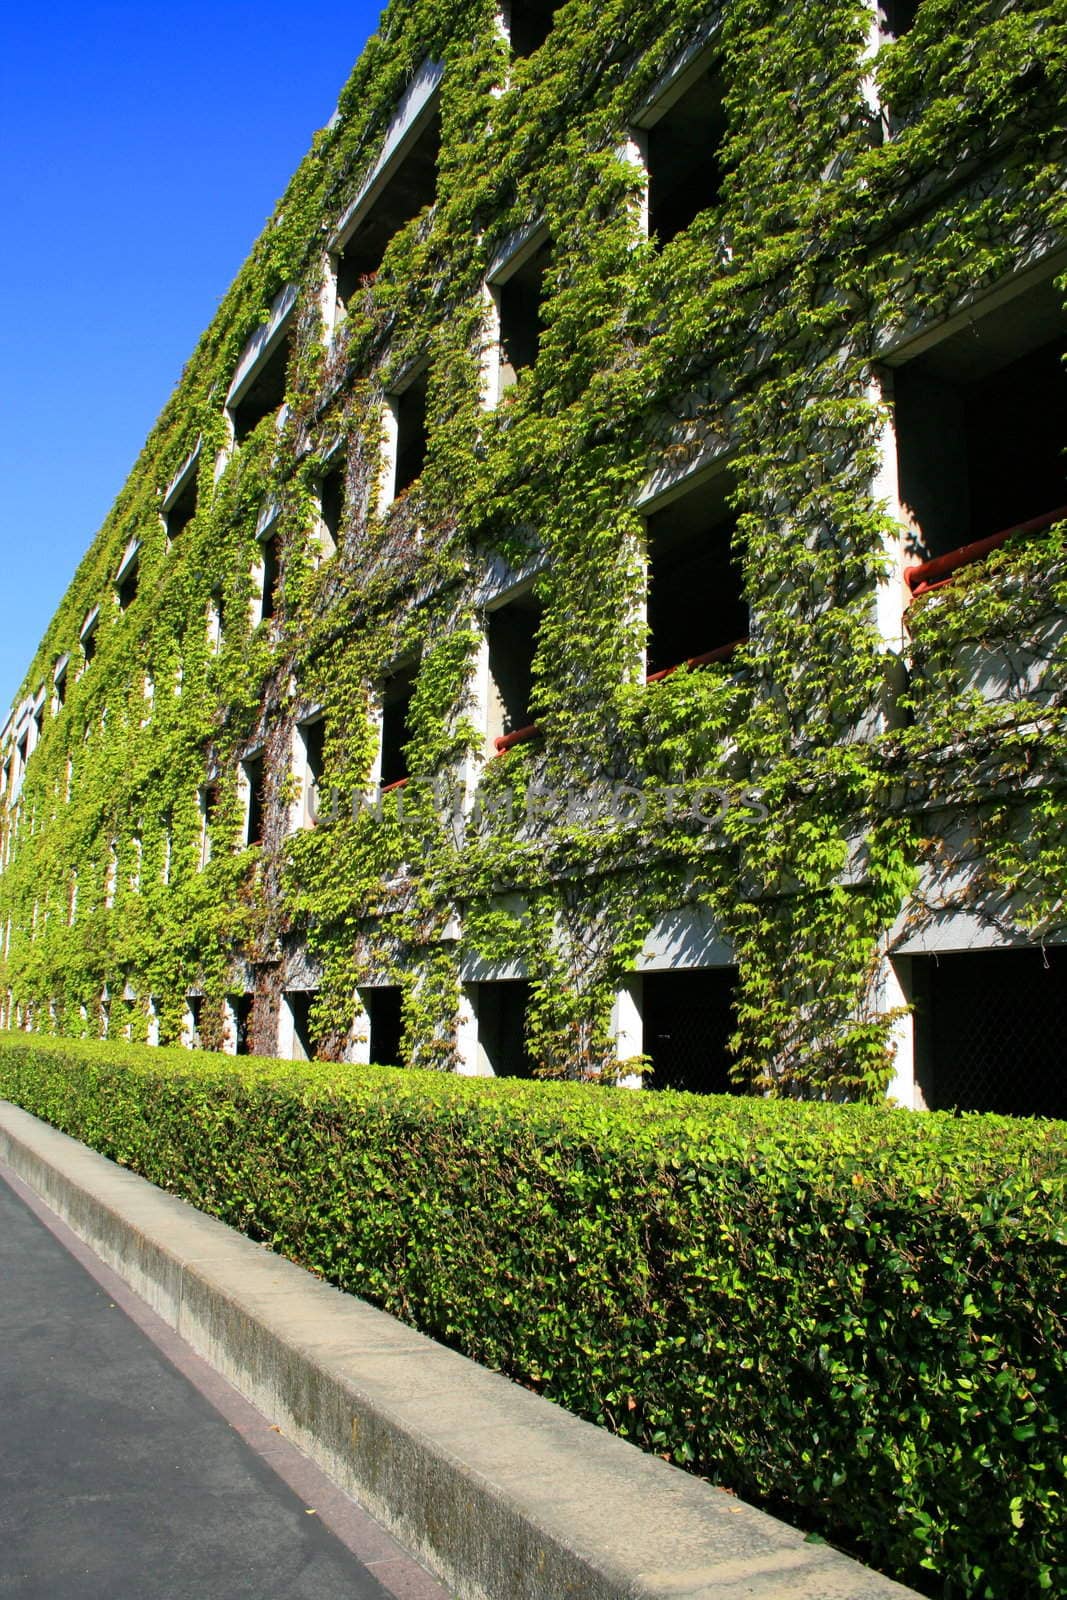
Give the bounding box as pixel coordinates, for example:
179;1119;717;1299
82;625;98;667
231;993;253;1055
496;241;551;387
319;468;344;554
642;968;739;1094
881;0;919;36
645;479;747;676
260;535;280;621
33;705;44;741
200;783;219;865
508;0;562;57
486;591;543;750
475;980;535;1077
209;589;224;649
380;667;416;788
54;669;67;709
300;716;326;824
336;110;441;309
243;755;265;846
912;948;1066;1119
646;67;726;247
188;995;203;1047
391;369;430;497
366;985;403;1065
894;282;1067;560
304;717;326;789
17;735;29;772
231;332;291;443
287;990;319;1060
165;477;197;541
117;561;139;613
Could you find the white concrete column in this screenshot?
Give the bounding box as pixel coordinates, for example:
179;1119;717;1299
458;632;491;818
869;373;910;655
346;995;371;1065
611;977;645;1088
221;998;238;1055
620;130;649;240
881;952;924;1109
455;983;489;1076
277;994;303;1061
479;280;503;411
378;399;400;509
320;250;340;344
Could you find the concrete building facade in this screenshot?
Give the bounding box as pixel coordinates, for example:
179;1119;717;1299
1;0;1065;1113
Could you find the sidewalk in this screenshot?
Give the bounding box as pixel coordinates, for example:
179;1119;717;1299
0;1170;447;1600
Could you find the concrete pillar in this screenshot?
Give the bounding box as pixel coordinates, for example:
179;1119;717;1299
611;978;645;1088
455;983;490;1076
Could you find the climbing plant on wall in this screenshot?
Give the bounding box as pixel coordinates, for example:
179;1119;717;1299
0;0;1064;1096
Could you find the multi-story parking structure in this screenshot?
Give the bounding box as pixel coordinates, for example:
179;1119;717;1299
1;0;1065;1114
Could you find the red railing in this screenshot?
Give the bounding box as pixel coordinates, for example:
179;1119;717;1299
905;505;1067;598
380;776;409;794
645;637;747;684
489;638;748;758
493;723;540;755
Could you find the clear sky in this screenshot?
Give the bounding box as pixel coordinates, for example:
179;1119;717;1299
0;0;383;715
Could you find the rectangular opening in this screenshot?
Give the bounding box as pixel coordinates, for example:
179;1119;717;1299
230;993;253;1055
486;589;543;752
285;991;319;1061
911;948;1066;1118
242;754;265;846
644;473;747;677
390;368;430;498
880;0;919;36
199;782;218;867
207;591;223;654
495;240;551;389
297;716;326;827
116;556;139;612
165;476;197;541
53;663;67;710
231;330;291;443
366;985;403;1065
507;0;562;56
81;615;99;667
641;967;739;1094
318;467;344;557
894;278;1067;561
646;66;726;246
336;109;441;311
259;534;281;622
380;666;416;788
187;995;203;1048
473;979;535;1077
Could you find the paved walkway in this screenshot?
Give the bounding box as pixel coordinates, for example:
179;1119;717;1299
0;1171;447;1600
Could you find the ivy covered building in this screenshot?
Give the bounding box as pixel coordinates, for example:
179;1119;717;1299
1;0;1064;1113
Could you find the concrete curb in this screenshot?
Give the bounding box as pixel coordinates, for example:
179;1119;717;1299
0;1101;920;1600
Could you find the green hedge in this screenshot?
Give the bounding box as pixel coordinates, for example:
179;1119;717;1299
1;1034;1064;1599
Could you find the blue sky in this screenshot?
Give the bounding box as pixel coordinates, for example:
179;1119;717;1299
0;0;382;714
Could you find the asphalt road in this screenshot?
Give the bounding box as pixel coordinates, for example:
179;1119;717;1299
0;1174;437;1600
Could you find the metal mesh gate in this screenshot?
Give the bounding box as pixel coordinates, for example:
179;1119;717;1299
918;948;1066;1118
641;968;739;1095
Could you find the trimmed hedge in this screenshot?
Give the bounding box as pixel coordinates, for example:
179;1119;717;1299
1;1035;1065;1599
